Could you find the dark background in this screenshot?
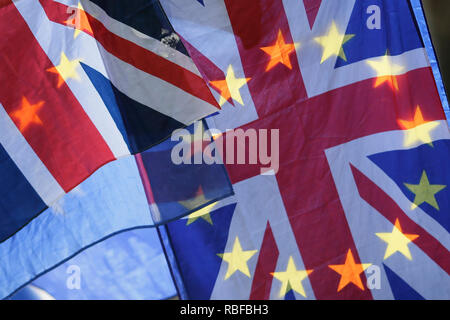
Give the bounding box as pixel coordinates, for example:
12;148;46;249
422;0;450;96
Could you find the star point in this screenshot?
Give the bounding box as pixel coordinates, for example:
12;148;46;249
10;97;44;132
376;219;419;260
398;106;439;147
314;21;354;64
404;170;446;210
260;30;299;71
180;188;217;226
366;53;405;91
47;52;82;88
186;211;213;225
328;249;371;292
271;256;312;298
209;65;250;107
218;237;257;280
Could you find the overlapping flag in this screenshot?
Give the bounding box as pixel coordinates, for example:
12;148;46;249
0;0;449;301
159;0;450;299
29;228;177;300
0;0;219;243
0;0;230;299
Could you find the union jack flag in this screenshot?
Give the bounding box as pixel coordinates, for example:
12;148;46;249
160;0;450;299
0;0;218;243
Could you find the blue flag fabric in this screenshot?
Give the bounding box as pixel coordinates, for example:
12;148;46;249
137;120;233;224
9;285;55;300
0;0;219;245
163;201;238;299
0;119;232;299
0;156;153;299
29;228;176;300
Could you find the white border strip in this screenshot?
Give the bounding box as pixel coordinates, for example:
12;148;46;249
0;104;64;205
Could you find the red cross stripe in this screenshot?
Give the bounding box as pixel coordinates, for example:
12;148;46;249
38;0;218;109
210;0;447;299
0;0;114;191
303;0;323;29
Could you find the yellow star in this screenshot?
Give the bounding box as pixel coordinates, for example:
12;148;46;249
209;65;251;106
180;192;218;226
376;219;419;260
314;21;355;64
217;237;257;280
328;249;371;292
47;52;82;88
179;186;207;207
404;170;446;210
398;106;440;147
260;30;299;71
271;256;313;298
366;53;405;91
184;202;219;226
11;97;44;132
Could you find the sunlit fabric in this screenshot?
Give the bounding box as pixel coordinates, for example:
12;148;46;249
0;0;218;243
0;119;232;299
0;156;152;299
29;228;176;300
160;0;450;299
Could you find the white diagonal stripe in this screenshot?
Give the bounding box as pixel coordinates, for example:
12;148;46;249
16;0;130;158
160;0;259;131
0;104;65;205
283;0;430;98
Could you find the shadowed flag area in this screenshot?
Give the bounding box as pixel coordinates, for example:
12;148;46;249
10;228;176;300
0;120;232;298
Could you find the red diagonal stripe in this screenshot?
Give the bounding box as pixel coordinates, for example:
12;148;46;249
250;222;279;299
181;36;230;107
39;0;219;109
224;0;307;119
134;153;156;207
0;0;114;191
221;66;443;298
351;165;450;274
223;0;371;299
303;0;323;29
